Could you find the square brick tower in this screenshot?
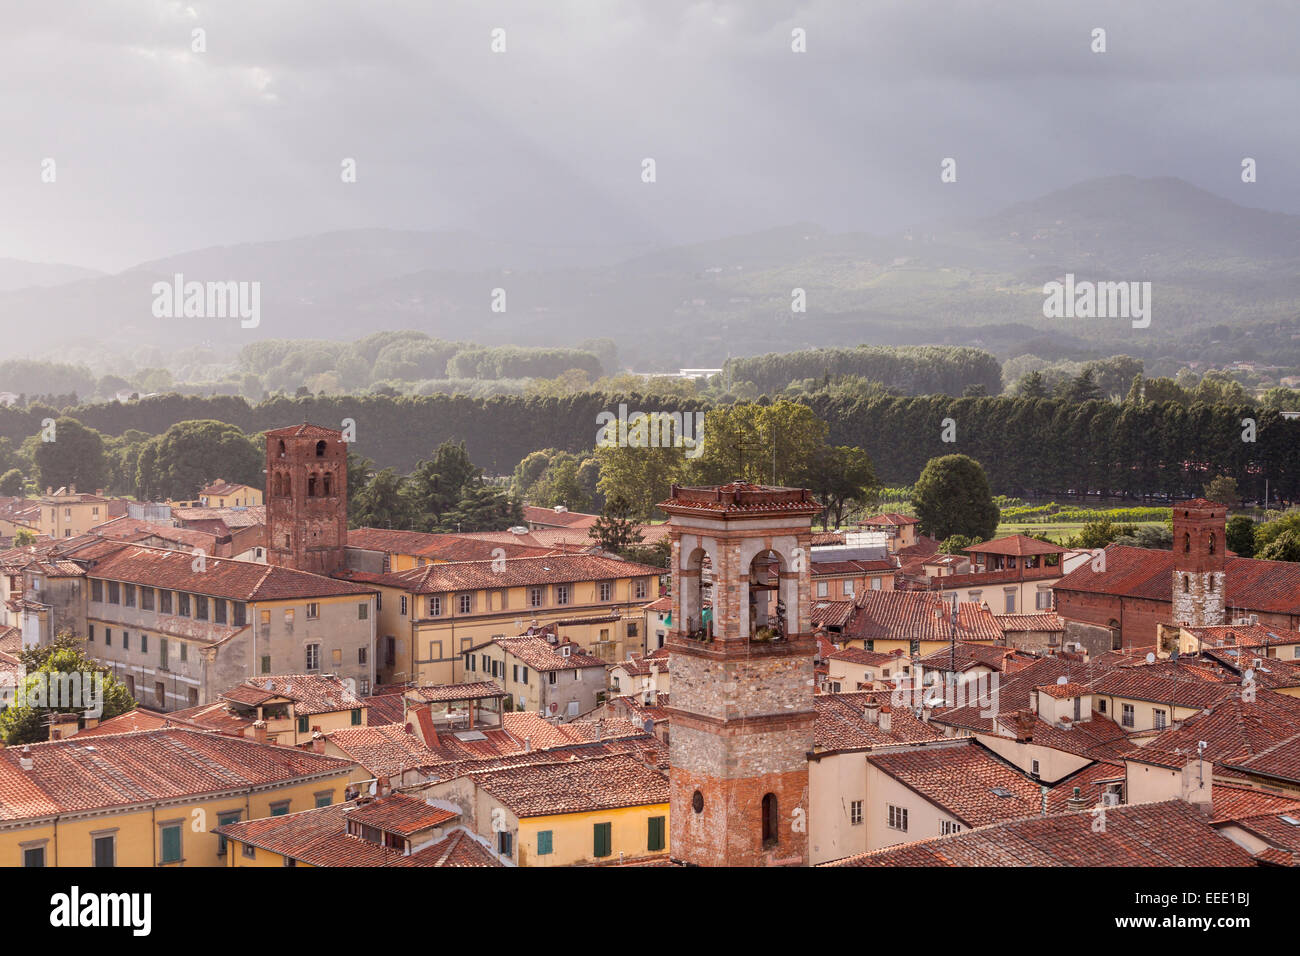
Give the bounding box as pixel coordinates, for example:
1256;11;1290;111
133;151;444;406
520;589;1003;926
265;423;348;575
1171;498;1226;627
659;482;821;867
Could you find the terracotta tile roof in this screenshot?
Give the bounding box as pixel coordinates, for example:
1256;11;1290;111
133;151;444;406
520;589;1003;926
487;636;605;672
0;728;354;822
346;527;553;561
1127;692;1300;770
867;743;1044;827
345;792;458;835
615;649;670;678
995;613;1065;632
607;694;671;727
166;699;257;736
1184;622;1300;649
173;506;266;529
522;506;600;529
1086;669;1236;711
1209;786;1300;825
918;642;1032;674
362;693;406;725
811;558;897;576
214;799;500;867
265;423;342;439
500;712;648;750
0;625;22;657
1222;729;1300;784
72;708;206;737
455;752;669;817
222;674;365;716
1042;761;1127;812
325;724;445;777
991;712;1136;763
1057;544;1300;615
811;600;855;629
813;694;950;751
405;682;507;704
860;513;920;527
451;528;600;552
643;596;672;613
828;647;904;667
965;535;1069;557
811;531;846;546
199;479;257;497
1039;681;1090;699
846;591;1003;643
824;800;1257;867
84;543;373;602
658;482;822;518
923;564;1061;591
374;553;661;594
931;656;1120;733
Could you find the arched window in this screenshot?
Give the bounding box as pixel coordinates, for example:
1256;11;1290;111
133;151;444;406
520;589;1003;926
307;474;318;497
278;440;286;458
315;440;327;458
1208;532;1216;555
323;472;333;496
1184;532;1191;553
761;793;778;848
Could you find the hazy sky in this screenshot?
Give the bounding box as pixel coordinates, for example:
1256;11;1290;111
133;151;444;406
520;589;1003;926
3;0;1298;272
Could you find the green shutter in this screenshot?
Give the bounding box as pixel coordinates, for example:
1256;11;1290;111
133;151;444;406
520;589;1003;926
297;715;308;733
537;830;553;855
315;793;333;808
593;821;612;858
161;825;181;864
648;815;665;852
351;708;362;725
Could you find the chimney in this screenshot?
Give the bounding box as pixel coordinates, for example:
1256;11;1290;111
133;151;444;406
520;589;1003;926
1066;786;1091;812
863;700;881;724
1180;757;1213;812
252;719;268;744
68;484;76;495
878;704;892;733
595;718;605;741
48;712;79;741
1028;688;1040;716
311;731;326;754
524;736;532;752
376;775;391;798
19;747;33;771
409;702;439;749
1014;710;1035;742
95;488;104;497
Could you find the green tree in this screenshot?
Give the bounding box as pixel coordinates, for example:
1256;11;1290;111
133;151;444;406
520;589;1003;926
436;484;523;532
796;445;878;529
33;417;110;492
13;528;36;547
0;468;23;496
1225;515;1257;557
1069;518;1138;549
350;468;419;529
1258;529;1300;562
135;420;261;500
1204;475;1240;507
407;440;481;528
939;534;978;554
1016;371;1049;399
911;455;1000;542
589;496;645;554
0;633;136;745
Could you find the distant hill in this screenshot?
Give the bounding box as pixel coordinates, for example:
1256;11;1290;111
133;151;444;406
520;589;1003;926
0;258;102;293
1;177;1297;367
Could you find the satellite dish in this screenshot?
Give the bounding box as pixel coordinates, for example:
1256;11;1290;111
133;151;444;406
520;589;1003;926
368;780;377;796
1244;669;1255;683
1056;676;1068;685
1145;652;1156;664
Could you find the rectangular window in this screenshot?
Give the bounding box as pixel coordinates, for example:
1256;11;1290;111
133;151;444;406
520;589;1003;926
306;644;320;670
1036;589;1053;610
316;791;334;808
1154;708;1167;730
400;595;408;616
599;582;612;602
1004;590;1016;614
358;602;368;620
105;628;112;647
124;584;136;608
161;590;173;614
1122;703;1134;728
817;582;828;597
457;593;472;615
93;835;115;868
160;638;168;668
940;820;963;836
88;624;95;642
155;682;164;707
216;812;241;855
429;596;442;616
512;664;519;683
358;647;367;665
270;801;290;817
141;634;148;654
233;602;247;626
634;579;648;600
627;622;638;638
332;648;342;666
261;655;271;674
242;842;256;859
179;593;191;617
160;824;182;864
107;581;120;604
521;667;529;685
887;805;909;832
122;632;129;651
91;580;103;602
529;587;544;608
141;587;155;611
850;800;863;825
214;599;227;624
556;585;570;606
180;642;188;662
350;708;362;726
23;846;45;868
593;821;612;858
843;580;854;596
871;577;882;590
297;715;309;733
537;830;553;855
306;602;320;620
647;816;666;851
498;831;513;857
548;672;557;685
284;608;295;625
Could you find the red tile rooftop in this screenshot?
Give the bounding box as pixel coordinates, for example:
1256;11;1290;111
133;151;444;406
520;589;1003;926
451;752;669;817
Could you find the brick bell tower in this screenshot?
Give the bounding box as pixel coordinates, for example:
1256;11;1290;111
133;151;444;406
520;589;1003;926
660;482;821;867
1171;498;1226;627
265;423;348;575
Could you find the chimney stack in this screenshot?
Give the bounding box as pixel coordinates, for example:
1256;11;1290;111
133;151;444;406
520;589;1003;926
524;736;532;752
376;775;391;798
863;700;880;724
1065;786;1091;812
252;719;268;744
311;731;326;754
19;747;33;771
878;704;892;734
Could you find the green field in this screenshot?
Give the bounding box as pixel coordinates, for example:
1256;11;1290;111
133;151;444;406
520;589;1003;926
995;520;1167;544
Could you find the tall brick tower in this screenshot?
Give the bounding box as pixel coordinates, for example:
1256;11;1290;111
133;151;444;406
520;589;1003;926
1171;498;1226;627
265;423;348;575
659;482;821;867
